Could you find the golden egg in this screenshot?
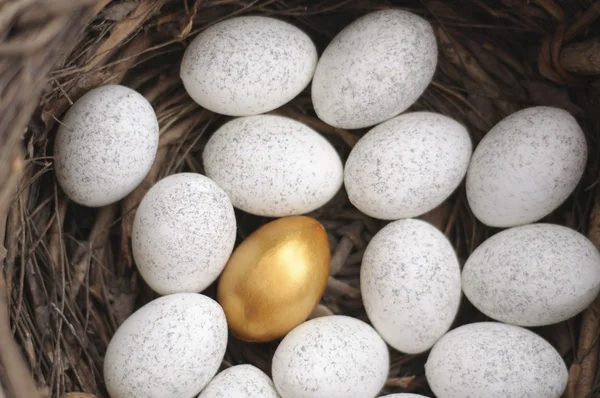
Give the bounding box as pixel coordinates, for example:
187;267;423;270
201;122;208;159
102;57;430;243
217;216;330;342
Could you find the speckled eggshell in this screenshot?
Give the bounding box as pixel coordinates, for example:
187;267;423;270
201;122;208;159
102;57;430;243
466;106;587;227
361;219;461;354
380;395;430;398
425;322;568;398
344;112;472;220
311;9;437;129
54;84;158;207
271;315;389;398
132;173;236;295
202;115;343;217
198;365;280;398
104;293;228;398
180;16;317;116
462;223;600;326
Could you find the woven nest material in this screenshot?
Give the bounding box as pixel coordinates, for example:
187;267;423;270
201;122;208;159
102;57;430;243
1;0;600;397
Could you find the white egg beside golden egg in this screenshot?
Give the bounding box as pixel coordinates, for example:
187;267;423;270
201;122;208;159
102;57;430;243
181;16;317;116
198;365;280;398
203;115;343;217
272;315;389;398
103;293;228;398
312;9;437;129
132;173;236;295
466;106;587;228
54;84;159;207
361;218;462;354
344;112;472;220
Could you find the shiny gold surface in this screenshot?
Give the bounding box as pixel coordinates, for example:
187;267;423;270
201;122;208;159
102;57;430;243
217;216;330;342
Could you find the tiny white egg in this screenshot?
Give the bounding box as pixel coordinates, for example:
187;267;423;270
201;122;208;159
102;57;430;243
198;364;279;398
272;315;389;398
344;112;472;220
104;293;228;398
312;9;437;129
425;322;568;398
181;16;317;116
203;115;343;217
466;106;587;227
462;223;600;326
361;219;461;354
132;173;236;295
54;84;159;207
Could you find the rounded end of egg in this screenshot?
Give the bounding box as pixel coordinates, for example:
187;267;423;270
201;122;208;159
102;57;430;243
180;16;318;117
466;106;587;228
54;84;159;208
198;364;279;398
461;223;600;327
104;293;228;398
360;218;462;355
132;172;237;295
344;112;472;220
425;322;568;398
272;315;389;398
311;10;438;129
202;115;344;217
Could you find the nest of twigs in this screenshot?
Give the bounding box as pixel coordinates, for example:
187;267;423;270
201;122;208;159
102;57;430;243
1;0;600;397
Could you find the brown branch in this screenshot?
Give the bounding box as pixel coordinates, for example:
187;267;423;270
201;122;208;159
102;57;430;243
530;0;566;21
84;0;165;72
560;38;600;76
326;277;361;299
70;205;116;300
307;304;334;320
273;107;358;147
385;375;416;388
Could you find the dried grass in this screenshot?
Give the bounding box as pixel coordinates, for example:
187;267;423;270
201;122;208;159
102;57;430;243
0;0;600;397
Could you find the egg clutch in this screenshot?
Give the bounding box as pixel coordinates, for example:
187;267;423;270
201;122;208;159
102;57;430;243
51;7;598;398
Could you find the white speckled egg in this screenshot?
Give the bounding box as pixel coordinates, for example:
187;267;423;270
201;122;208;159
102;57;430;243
344;112;472;220
425;322;568;398
132;173;236;295
180;16;317;116
104;293;228;398
54;84;159;207
202;115;343;217
361;219;461;354
311;10;437;129
272;315;389;398
462;223;600;327
466;106;587;227
198;365;279;398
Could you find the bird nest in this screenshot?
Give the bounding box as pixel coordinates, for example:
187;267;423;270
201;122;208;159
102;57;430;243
1;0;600;397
